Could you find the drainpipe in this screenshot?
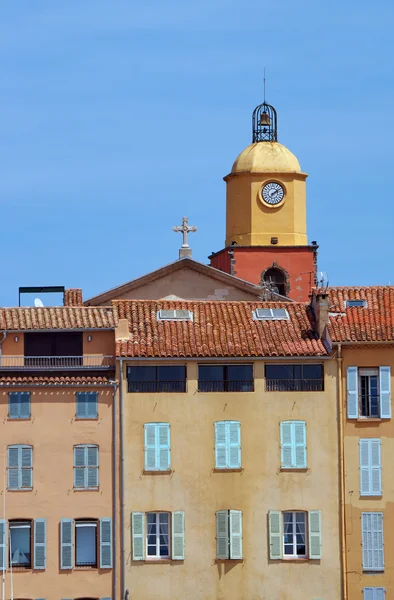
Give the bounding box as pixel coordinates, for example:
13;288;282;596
119;357;125;600
337;343;347;600
111;380;118;600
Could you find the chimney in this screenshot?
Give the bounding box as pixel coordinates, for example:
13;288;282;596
115;318;130;341
64;289;83;306
314;292;330;338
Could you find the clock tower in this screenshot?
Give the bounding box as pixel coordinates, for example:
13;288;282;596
209;100;318;301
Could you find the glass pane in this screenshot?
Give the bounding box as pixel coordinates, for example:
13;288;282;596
301;364;323;380
127;366;156;382
157;366;186;382
147;546;156;556
76;524;96;566
227;365;253;381
265;365;295;380
147;513;156;525
159;513;169;525
198;366;224;392
10;524;31;566
284;545;293;555
296;543;306;555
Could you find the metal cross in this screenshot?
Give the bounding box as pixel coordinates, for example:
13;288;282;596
173;216;197;248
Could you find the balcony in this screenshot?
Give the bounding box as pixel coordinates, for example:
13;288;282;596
0;355;115;371
265;379;324;392
128;380;186;393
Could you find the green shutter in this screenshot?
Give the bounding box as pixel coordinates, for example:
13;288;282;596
172;511;185;560
34;518;46;570
158;423;171;470
308;510;322;559
144;424;157;470
132;512;145;560
347;367;359;419
0;520;7;571
280;422;293;468
229;510;242;559
215;422;227;468
228;422;241;468
216;510;229;559
379;367;391;418
268;511;282;559
294;421;307;468
100;518;112;568
60;518;74;569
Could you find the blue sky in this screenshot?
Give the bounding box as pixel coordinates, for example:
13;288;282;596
1;1;393;306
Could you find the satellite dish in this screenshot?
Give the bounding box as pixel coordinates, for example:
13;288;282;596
34;298;44;307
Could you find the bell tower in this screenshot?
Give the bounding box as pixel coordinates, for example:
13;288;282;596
209;100;318;302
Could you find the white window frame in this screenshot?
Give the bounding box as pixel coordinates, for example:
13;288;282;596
253;308;289;321
283;511;307;559
146;512;170;560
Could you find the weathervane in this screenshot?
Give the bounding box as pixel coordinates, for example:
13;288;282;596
173;216;197;259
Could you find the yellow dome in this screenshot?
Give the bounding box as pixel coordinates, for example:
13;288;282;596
231;142;301;174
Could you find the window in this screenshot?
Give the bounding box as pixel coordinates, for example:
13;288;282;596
198;364;254;392
216;510;243;560
8;392;31;419
0;518;46;571
127;366;186;393
280;421;307;469
131;511;185;561
253;308;289;320
347;367;391;419
144;423;170;471
74;445;99;489
262;268;286;296
268;510;321;560
362;512;384;571
76;392;98;419
360;439;382;496
214;421;241;469
363;588;385;600
157;309;193;321
60;518;112;570
8;445;33;490
9;521;31;567
265;364;324;392
345;299;368;308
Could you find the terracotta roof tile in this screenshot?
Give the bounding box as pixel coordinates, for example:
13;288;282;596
114;300;326;358
0;375;113;387
0;306;115;331
64;289;83;306
327;286;394;342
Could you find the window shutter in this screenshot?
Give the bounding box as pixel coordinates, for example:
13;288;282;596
364;590;385;600
379;367;391;418
8;446;19;490
229;510;242;559
20;392;31;418
228;422;241;468
362;512;372;570
362;512;384;571
294;421;307;468
87;391;98;418
172;511;185;560
215;422;227;468
76;392;86;418
374;589;385;600
144;424;157;470
8;393;20;418
132;512;145;560
360;439;371;495
374;512;384;571
158;424;171;470
308;510;322;559
74;446;86;488
216;510;229;559
87;446;99;488
268;511;282;559
347;367;359;419
100;518;113;568
280;422;293;468
370;440;382;496
60;518;74;569
0;520;7;571
21;446;33;488
34;518;46;570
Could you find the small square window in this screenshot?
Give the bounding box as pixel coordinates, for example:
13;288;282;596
345;299;368;308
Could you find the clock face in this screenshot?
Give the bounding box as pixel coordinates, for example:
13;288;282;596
261;182;285;205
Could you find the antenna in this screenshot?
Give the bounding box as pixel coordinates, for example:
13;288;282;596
263;67;266;103
318;271;329;291
34;298;44;307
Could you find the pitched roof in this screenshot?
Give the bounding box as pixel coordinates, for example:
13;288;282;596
0;306;115;331
84;257;288;305
114;299;326;358
327;286;394;342
0;374;113;387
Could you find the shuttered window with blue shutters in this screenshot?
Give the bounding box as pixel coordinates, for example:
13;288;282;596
214;421;241;469
363;588;385;600
60;519;74;569
347;367;392;419
0;520;7;571
360;439;382;496
8;392;31;419
280;421;307;469
100;518;113;568
34;519;46;569
74;445;99;489
215;510;243;559
362;512;384;571
144;423;170;471
8;445;33;490
76;392;98;419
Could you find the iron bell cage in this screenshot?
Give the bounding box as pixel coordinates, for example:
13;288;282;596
252;102;277;143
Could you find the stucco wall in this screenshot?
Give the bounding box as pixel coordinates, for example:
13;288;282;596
123;359;341;600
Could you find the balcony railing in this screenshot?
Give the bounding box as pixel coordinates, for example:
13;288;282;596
127;380;186;393
266;379;324;392
198;380;254;393
0;355;115;371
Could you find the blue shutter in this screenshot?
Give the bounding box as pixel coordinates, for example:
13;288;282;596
34;518;46;569
362;512;384;571
144;424;157;470
20;392;31;418
158;424;171;470
100;518;112;568
294;422;307;468
21;446;33;488
172;511;185;560
216;510;229;559
360;439;382;496
380;367;391;418
229;510;242;559
280;422;293;468
87;446;99;488
60;518;74;569
76;392;86;418
8;446;19;490
364;590;385;600
8;393;20;418
215;422;227;468
74;446;86;488
347;367;359;419
228;422;241;468
87;391;98;418
0;520;7;571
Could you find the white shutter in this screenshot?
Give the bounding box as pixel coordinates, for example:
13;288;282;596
362;512;384;571
370;440;382;495
379;367;391;418
347;367;359;419
171;511;185;560
132;512;145;561
280;422;293;468
360;439;382;496
294;421;307;468
308;510;322;559
360;439;371;495
229;510;242;559
158;424;171;471
363;590;374;600
268;511;282;559
228;422;241;468
216;510;229;559
373;512;384;571
215;422;228;468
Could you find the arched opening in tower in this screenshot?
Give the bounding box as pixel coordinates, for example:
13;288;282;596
263;268;286;296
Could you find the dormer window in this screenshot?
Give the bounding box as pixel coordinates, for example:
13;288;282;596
345;299;368;308
253;308;289;321
157;309;193;322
